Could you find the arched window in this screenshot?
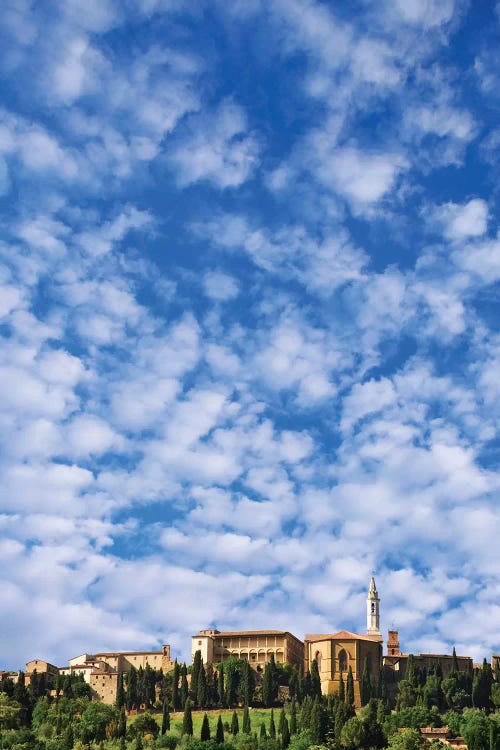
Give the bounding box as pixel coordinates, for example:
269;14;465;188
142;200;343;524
371;602;375;614
315;650;322;672
338;649;348;672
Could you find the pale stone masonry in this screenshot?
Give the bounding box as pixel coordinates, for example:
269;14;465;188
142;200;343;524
191;629;304;671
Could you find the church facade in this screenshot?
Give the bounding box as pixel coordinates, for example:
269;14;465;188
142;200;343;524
304;577;383;704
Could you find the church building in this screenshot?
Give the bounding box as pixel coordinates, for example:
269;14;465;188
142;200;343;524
304;577;383;706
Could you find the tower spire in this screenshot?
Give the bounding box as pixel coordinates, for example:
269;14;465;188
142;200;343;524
367;576;380;636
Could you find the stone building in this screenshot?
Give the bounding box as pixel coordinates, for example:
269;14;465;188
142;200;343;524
192;629;304;671
25;659;59;686
304;577;383;706
383;630;473;686
58;646;174;704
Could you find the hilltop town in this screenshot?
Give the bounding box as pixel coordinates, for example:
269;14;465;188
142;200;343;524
2;578;498;709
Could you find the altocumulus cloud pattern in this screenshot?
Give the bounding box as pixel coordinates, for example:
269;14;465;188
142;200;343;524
0;0;499;668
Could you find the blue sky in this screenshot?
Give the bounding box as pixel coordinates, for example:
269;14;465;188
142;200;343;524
0;0;499;670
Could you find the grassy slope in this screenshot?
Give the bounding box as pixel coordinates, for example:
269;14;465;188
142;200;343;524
135;708;278;739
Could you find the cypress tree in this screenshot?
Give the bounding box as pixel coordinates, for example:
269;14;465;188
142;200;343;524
263;654;279;707
192;651;202;703
361;657;372;706
279;708;286;735
282;717;290;749
182;698;193;736
118;706;127;738
311;659;322;698
161;699;170;734
338;672;345;702
301;695;312;729
243;705;251;734
127;666;138;711
260;723;267;739
346;666;355;708
269;709;276;739
172;661;180;711
242;660;255;705
289;670;297;701
225;660;239;707
451;647;459;676
216;715;224;743
310;697;324;744
304;669;312;699
197;664;208;709
406;655;417;688
201;713;211;741
120;737;126;750
290;699;297;735
297;665;304;704
135;734;143;750
377;665;387;701
218;666;225;708
116;672;125;708
180;664;189;708
231;710;239;735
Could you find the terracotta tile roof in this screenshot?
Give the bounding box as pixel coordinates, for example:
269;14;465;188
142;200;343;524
305;630;382;643
211;630;302;640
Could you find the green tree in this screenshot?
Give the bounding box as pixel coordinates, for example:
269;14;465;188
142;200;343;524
262;656;279;707
260;722;267;739
13;672;31;726
310;697;326;744
172;661;180;711
192;651;202;704
216;715;224;743
243;705;251;734
341;717;367;750
279;708;286;735
491;683;500;711
388;727;424;750
290;699;297;735
118;705;127;738
218;667;225;708
225;659;240;707
127;666;139;711
231;710;239;735
197;664;208;709
338;672;345;702
406;656;418;688
180;664;189;709
397;680;419;710
241;660;256;705
161;699;170;734
346;667;355;709
462;711;491;750
182;698;193;736
0;693;21;730
282;717;291;749
311;659;322;699
77;701;117;744
201;713;211;741
116;673;125;708
361;657;372;706
269;709;276;739
452;648;459;675
134;712;159;738
473;661;493;712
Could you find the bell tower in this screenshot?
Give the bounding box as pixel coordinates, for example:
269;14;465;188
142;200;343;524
367;576;380;636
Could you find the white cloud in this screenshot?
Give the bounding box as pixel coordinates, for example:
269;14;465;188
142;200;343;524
314;146;407;212
168;101;259;188
434;198;488;240
203;270;240;301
